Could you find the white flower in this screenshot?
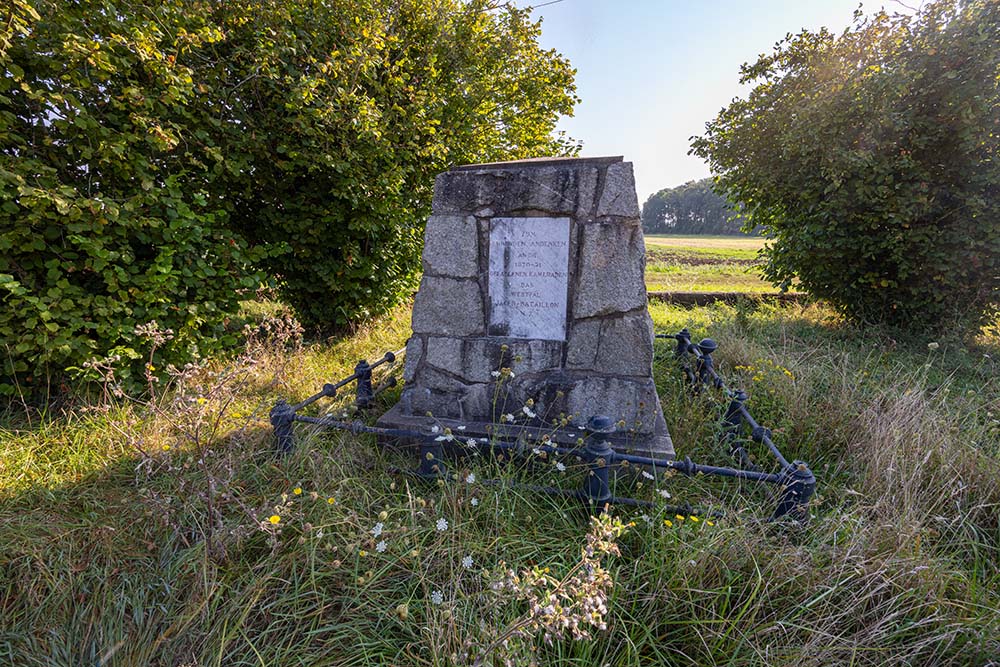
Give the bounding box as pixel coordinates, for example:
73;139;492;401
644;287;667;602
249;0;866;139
502;413;515;423
461;555;474;569
555;462;566;472
640;514;652;525
641;470;655;480
436;517;449;531
470;497;479;506
457;425;466;430
531;447;542;456
927;342;940;350
376;540;387;553
315;530;324;539
435;434;453;442
522;406;536;418
430;424;440;433
491;370;501;378
466;438;479;447
371;522;384;538
465;473;476;484
658;489;672;499
431;590;444;605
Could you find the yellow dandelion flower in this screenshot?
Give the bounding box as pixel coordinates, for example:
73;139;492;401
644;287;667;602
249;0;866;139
327;497;336;505
161;444;171;451
706;520;715;527
359;549;367;557
196;397;207;405
293;487;302;495
690;515;700;522
269;515;281;525
675;514;685;521
664;519;673;528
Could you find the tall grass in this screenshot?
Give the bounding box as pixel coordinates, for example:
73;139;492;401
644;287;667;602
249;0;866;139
1;300;998;666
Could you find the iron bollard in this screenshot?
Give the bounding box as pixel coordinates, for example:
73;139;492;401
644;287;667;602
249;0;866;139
772;460;816;522
270;400;297;455
354;359;374;409
696;338;722;389
418;437;447;479
583;416;616;512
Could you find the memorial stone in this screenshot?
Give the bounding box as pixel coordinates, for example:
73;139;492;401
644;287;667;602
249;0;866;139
377;156;673;459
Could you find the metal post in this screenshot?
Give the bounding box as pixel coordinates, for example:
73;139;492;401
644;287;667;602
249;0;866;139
723;389;752;464
772;460;816;523
270;400;296;455
354;359;374;409
418;438;446;479
696;338;721;389
583;416;616;512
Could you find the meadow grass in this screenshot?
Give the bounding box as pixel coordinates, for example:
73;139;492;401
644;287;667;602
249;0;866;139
643;235;791;294
2;296;998;666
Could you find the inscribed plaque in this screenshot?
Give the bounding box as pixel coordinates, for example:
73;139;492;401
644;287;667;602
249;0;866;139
488;217;570;340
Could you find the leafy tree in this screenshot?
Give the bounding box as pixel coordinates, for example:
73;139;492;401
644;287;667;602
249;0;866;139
0;0;263;391
691;0;999;332
0;0;578;391
199;0;579;328
641;178;751;235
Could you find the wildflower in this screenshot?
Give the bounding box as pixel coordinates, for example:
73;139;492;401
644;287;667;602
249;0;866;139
470;497;479;507
522;405;537;418
706;520;715;527
466;438;479;447
161;444;171;451
675;514;685;521
327;497;336;505
465;473;476;484
376;540;387;553
491;370;501;378
555;462;566;472
431;590;444;605
502;413;515;423
293;487;302;495
664;519;673;527
436;517;449;531
372;522;384;538
658;489;671;499
641;470;655;480
316;530;324;538
927;342;940;350
269;515;281;525
359;549;368;557
689;515;700;523
196;396;207;405
640;514;652;525
461;555;474;569
430;425;440;434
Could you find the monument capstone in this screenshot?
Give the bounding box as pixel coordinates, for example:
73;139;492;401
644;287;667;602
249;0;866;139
377;156;673;458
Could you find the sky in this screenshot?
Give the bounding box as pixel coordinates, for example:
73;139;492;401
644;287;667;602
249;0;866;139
521;0;894;201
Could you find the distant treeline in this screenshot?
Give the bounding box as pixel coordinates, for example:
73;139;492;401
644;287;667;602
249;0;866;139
641;178;756;235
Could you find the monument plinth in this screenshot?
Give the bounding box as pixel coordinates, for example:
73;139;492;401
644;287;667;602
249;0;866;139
377;156;673;458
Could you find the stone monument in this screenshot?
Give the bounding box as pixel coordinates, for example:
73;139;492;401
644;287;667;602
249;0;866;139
376;156;673;458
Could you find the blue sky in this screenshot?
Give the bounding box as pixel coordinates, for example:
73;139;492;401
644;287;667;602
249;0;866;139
522;0;891;201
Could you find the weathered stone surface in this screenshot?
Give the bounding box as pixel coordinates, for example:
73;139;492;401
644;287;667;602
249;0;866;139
411;276;484;337
424;336;562;383
402;336;423;383
565;376;661;431
565;319;601;369
379;156;673;459
433;166;599;218
594;310;654;376
422;215;479;278
596;162;640;218
573;222;647;319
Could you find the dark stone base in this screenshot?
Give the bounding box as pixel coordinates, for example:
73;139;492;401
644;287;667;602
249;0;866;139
375;402;674;460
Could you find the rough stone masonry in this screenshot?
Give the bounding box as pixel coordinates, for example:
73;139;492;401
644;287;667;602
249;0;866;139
377;156;673;458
